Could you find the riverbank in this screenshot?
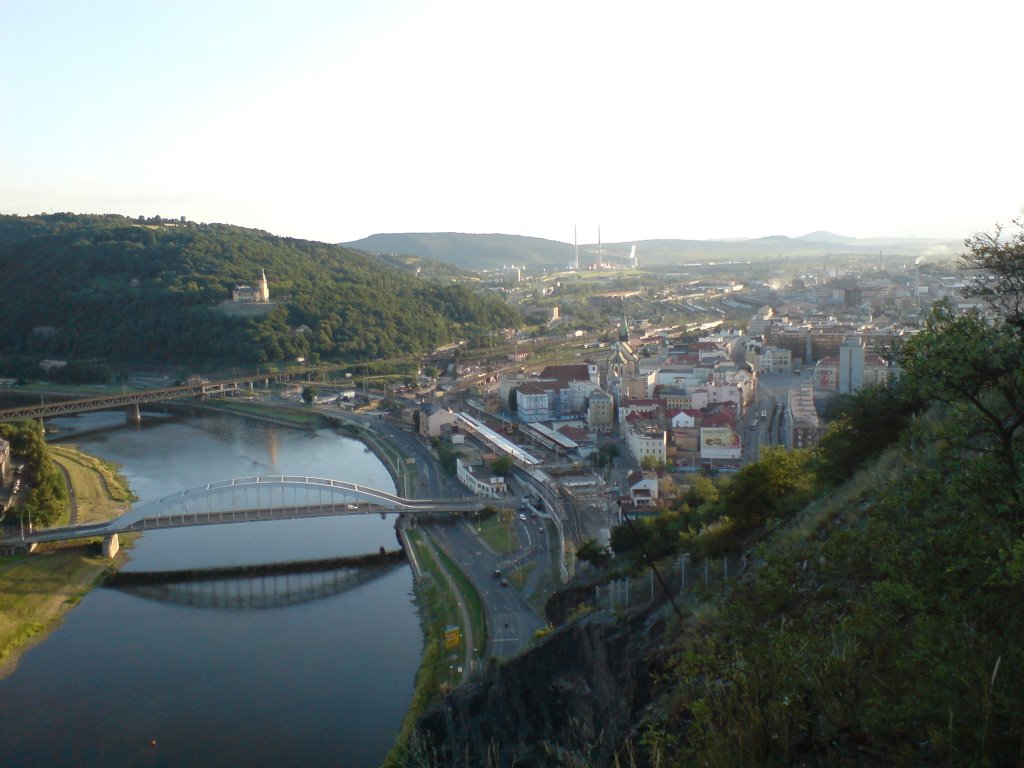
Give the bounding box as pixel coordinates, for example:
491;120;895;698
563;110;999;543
0;542;130;679
3;402;479;766
383;524;488;768
0;443;134;679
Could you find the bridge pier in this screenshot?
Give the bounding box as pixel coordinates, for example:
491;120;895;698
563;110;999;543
126;404;141;423
102;534;120;558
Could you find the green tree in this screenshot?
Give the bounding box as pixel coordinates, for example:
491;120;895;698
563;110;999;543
713;446;816;532
576;538;611;568
959;210;1024;331
592;443;620;469
898;300;1024;506
814;381;923;487
490;455;514;476
640;455;663;471
301;385;318;403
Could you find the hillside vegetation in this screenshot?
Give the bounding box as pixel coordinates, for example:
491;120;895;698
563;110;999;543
0;213;520;372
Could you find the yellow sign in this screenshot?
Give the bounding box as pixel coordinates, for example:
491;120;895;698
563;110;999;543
444;625;461;651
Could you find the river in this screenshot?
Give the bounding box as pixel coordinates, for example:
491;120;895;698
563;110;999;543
0;408;423;768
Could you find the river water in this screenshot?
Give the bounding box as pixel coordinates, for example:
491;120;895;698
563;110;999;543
0;409;423;768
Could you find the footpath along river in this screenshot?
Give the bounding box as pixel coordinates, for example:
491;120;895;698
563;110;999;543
0;408;423;768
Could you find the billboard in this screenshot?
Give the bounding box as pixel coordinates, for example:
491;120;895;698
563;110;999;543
700;427;741;460
444;625;461;651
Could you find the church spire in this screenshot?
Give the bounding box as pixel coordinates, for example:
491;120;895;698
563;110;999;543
618;303;629;343
258;268;269;302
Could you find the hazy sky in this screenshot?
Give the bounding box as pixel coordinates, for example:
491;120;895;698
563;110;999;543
2;0;1021;245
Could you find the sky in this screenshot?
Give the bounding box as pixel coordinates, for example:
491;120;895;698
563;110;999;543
1;0;1022;245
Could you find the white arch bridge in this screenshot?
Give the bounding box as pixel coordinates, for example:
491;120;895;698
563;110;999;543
3;475;511;556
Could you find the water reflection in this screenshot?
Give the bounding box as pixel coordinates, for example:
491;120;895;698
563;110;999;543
0;410;421;768
111;562;405;611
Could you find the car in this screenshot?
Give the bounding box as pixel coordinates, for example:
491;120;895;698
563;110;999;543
493;569;502;578
761;410;767;418
518;513;527;521
500;578;509;587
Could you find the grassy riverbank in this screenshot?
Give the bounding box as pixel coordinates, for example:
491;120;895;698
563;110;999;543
50;445;135;524
0;446;133;679
0;545;120;677
382;528;489;768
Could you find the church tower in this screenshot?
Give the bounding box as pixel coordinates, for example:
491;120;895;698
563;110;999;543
618;306;629;343
258;268;270;302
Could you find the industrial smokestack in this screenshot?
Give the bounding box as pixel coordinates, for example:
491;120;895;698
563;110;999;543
574;225;579;270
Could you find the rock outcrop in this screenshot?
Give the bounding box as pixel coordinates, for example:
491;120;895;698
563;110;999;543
415;603;668;767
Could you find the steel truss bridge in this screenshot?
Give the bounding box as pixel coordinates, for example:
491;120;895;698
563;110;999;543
3;475;508;548
0;372;290;421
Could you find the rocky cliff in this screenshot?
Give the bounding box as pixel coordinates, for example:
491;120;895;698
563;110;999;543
414;602;670;767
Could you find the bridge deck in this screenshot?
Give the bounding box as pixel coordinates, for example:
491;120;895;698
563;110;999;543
2;475;512;547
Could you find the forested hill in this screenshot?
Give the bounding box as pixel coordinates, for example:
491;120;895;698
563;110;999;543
0;213;520;371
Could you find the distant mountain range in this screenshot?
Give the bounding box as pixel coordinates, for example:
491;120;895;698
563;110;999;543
344;231;963;271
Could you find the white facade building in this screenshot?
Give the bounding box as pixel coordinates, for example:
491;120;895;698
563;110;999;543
456;457;507;498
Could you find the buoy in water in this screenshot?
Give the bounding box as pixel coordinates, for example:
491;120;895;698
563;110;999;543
150;739;157;747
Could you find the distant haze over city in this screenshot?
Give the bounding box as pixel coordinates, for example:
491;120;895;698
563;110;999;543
344;230;963;271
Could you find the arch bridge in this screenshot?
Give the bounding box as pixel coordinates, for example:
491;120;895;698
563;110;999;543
3;476;510;556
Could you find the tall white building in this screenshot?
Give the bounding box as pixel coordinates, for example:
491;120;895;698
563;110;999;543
838;336;866;394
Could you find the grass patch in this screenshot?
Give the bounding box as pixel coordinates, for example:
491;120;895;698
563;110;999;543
382;528;481;768
0;446;135;679
0;545;112;677
50;445;135;524
431;544;488;658
508;561;534;589
477;513;519;555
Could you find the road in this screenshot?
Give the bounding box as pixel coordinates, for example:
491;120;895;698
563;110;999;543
745;368;810;460
424;517;546;661
319;405;552;662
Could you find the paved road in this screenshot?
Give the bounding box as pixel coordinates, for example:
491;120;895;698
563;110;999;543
323;406;550;662
424;518;546;661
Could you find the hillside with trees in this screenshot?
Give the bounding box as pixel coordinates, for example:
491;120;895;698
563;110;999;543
415;217;1024;767
0;213;520;374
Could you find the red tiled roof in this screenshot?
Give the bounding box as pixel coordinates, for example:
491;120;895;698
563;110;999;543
701;411;735;428
539;364;592;381
517;382;551;395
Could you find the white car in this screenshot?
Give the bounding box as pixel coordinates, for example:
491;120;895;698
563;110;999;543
518;513;527;521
